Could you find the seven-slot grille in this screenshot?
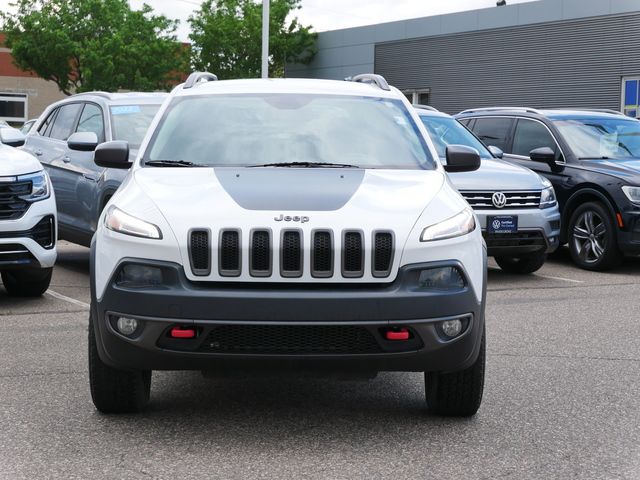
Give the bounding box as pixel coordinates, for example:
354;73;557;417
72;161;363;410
0;179;31;220
461;191;542;209
187;229;394;279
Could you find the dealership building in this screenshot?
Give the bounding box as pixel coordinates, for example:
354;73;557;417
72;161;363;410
287;0;640;117
0;34;65;125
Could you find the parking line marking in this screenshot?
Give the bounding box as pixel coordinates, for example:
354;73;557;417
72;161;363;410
46;289;90;309
536;274;584;284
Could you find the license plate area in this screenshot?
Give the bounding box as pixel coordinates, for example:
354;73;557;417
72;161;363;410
487;215;518;233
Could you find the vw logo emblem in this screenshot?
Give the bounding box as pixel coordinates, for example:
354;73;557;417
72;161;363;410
492;192;507;208
492;219;502;230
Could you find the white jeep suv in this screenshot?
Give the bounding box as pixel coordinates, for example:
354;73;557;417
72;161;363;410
88;73;487;416
0;128;56;296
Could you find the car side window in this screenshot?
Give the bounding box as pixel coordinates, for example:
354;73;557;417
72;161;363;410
469;117;512;151
38;108;58;137
76;103;105;143
49;103;82;141
512;119;559;158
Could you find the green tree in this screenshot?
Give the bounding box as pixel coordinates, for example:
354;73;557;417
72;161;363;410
1;0;186;94
189;0;316;79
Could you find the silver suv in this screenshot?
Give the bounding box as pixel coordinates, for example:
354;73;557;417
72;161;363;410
415;106;561;274
22;92;166;246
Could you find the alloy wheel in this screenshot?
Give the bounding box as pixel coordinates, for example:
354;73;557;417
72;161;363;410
571;210;607;264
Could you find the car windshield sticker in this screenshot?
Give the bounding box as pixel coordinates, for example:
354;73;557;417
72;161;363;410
600;133;618;157
111;105;141;116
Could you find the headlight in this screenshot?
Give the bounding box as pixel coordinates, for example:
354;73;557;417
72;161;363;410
421;208;476;242
539;186;557;209
18;171;50;201
104;205;162;239
622;186;640;204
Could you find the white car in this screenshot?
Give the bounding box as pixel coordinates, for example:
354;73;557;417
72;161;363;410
0;128;57;296
88;73;486;416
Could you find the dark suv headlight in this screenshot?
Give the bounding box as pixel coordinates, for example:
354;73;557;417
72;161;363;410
622;186;640;204
18;171;50;202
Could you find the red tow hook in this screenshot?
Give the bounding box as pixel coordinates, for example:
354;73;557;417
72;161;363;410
170;326;197;339
385;328;410;341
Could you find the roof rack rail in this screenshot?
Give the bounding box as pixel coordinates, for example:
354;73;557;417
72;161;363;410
345;73;390;91
547;107;624;116
458;106;542;115
72;91;112;99
183;71;218;89
413;104;439;112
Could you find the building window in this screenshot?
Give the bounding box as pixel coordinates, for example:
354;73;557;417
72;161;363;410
0;93;28;123
622;77;640;118
403;89;430;106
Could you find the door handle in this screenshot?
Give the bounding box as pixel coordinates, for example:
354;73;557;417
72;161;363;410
82;173;98;182
62;156;71;163
35;150;43;156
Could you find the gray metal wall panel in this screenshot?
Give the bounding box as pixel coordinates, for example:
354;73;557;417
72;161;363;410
375;13;640;114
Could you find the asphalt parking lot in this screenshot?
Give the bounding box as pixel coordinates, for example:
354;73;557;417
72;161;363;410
1;241;639;479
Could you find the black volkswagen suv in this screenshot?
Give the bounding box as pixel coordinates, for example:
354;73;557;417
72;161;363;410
456;108;640;270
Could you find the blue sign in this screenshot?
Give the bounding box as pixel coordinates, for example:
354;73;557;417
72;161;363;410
488;215;518;233
111;105;141;116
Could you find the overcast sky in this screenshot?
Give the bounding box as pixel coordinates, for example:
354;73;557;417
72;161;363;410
128;0;539;41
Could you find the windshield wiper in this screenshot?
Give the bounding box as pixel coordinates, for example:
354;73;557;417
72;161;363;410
578;156;612;160
248;161;360;168
144;160;207;167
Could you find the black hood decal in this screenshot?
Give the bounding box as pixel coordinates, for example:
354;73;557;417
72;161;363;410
214;168;365;211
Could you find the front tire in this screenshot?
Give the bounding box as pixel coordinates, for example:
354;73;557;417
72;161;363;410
1;267;53;297
425;331;485;417
568;201;621;271
494;252;547;274
88;312;151;413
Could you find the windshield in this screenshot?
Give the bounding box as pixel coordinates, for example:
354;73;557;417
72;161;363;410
145;94;435;169
110;104;161;150
553;117;640;159
419;115;493;161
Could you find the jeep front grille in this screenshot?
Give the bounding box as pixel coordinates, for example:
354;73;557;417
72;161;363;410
187;228;395;280
461;191;542;209
189;230;211;276
0;179;31;220
250;229;272;276
219;230;241;277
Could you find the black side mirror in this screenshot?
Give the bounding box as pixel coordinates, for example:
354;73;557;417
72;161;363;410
94;141;130;169
444;145;481;173
68;131;99;151
0;127;26;147
488;145;504;159
530;147;563;172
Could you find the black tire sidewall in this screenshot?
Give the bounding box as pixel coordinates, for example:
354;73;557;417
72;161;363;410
567;201;620;270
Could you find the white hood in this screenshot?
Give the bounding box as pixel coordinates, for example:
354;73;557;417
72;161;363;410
0;145;42;177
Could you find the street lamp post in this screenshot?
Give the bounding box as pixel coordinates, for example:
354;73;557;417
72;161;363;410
261;0;269;78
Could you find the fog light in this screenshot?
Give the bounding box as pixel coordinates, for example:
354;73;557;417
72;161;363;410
116;317;139;336
441;319;463;338
117;264;163;288
418;267;465;290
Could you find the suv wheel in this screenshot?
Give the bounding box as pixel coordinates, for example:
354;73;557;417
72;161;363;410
424;330;485;417
494;253;546;274
568;201;621;271
89;312;151;413
1;267;53;297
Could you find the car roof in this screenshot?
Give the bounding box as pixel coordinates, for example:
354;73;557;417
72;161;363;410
70;91;167;104
456;107;631;121
413;106;453;119
174;78;402;100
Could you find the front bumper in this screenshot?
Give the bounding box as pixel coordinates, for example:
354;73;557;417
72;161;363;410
474;206;561;257
91;256;487;374
0;197;57;270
